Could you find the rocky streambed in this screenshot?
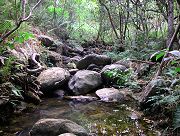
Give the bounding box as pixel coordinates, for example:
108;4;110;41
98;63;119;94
1;35;178;136
1;97;160;136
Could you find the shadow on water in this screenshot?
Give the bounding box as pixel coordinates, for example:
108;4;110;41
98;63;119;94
0;98;159;136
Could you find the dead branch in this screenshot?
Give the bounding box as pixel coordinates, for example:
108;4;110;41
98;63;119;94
0;0;42;43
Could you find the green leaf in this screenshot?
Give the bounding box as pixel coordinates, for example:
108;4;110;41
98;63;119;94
173;105;180;130
63;11;69;18
11;85;23;99
156;51;165;61
47;5;55;13
47;5;63;15
7;42;14;49
171;60;178;65
175;67;180;73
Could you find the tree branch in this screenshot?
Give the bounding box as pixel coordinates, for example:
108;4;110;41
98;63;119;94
0;0;42;43
99;0;119;39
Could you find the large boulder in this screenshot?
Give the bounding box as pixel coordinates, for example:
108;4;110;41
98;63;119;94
29;118;88;136
38;35;64;51
37;67;70;91
96;88;125;102
38;35;54;47
76;54;111;70
45;50;63;67
135;63;150;78
68;70;102;95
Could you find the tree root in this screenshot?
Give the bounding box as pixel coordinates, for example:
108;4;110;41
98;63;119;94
26;53;45;74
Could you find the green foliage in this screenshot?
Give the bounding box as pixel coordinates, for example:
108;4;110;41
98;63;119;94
148;95;179;107
14;32;34;44
175;67;180;73
104;69;140;89
10;84;24;99
0;20;15;34
155;51;165;61
105;69;131;86
105;49;147;61
174;105;180;130
147;89;180;118
0;56;15;83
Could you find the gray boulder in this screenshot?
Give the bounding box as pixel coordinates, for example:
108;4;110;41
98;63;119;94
70;56;82;64
76;54;111;69
135;63;150;78
38;35;54;47
68;70;102;95
29;118;88;136
101;64;127;72
96;88;125;102
45;50;63;67
37;67;70;91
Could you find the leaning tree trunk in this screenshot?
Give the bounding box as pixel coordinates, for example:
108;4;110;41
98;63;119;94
139;21;180;104
167;0;174;48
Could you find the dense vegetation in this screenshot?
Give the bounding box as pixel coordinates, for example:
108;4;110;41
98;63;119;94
0;0;179;135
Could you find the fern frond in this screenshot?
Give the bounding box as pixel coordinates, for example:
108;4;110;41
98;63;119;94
173;105;180;130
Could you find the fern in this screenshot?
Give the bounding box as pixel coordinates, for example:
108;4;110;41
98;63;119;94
173;105;180;130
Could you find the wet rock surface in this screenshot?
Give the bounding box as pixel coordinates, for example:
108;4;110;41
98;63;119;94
96;88;125;102
58;133;77;136
29;118;88;136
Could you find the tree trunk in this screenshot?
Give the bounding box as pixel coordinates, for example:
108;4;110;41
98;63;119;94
167;0;174;47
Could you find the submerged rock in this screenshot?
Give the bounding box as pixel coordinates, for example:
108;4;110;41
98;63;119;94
64;95;98;102
76;54;111;69
29;118;88;136
96;88;125;102
58;133;77;136
37;67;70;91
68;70;102;95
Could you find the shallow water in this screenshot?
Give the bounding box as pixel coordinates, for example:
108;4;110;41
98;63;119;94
1;98;159;136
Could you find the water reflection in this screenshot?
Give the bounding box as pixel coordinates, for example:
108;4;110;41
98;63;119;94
1;98;158;136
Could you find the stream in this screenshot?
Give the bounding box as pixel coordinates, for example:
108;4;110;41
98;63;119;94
1;98;160;136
